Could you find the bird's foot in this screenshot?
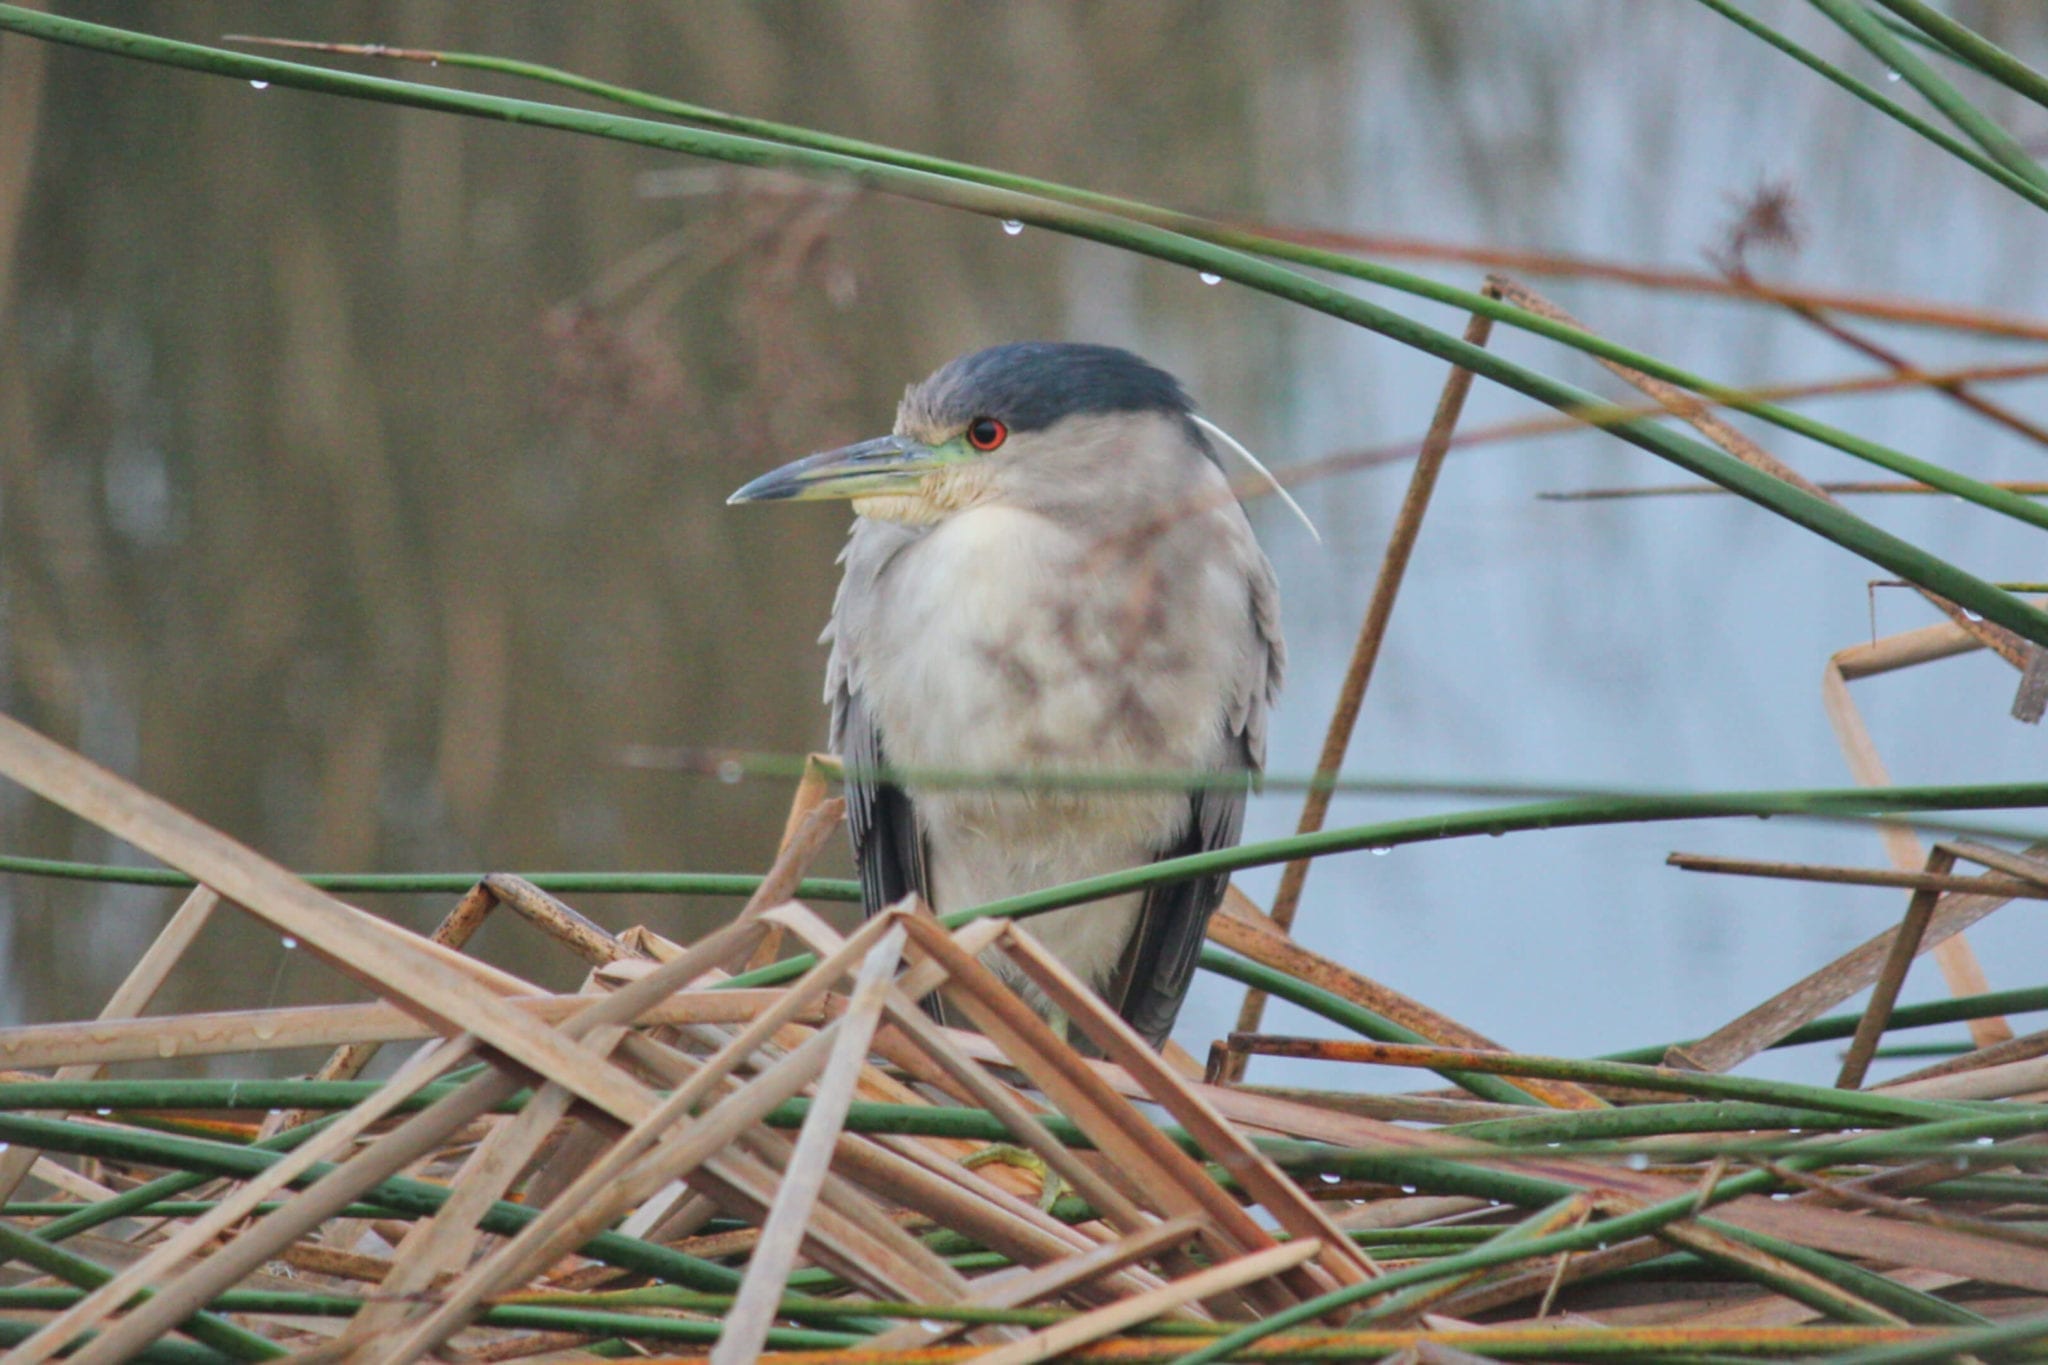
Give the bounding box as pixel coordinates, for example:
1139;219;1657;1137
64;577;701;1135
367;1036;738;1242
961;1144;1066;1212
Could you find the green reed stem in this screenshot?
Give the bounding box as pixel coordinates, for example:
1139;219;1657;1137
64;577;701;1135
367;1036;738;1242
0;1221;283;1359
1869;0;2048;111
717;781;2048;993
1697;0;2048;211
0;850;859;899
4;7;2047;645
1805;0;2048;190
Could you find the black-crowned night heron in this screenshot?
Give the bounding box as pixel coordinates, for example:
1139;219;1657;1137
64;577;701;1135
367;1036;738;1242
730;342;1284;1047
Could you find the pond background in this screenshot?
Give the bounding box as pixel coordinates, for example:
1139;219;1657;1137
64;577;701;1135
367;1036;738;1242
3;2;2046;1087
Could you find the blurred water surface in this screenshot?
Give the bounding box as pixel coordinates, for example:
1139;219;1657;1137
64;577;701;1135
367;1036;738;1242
2;2;2045;1086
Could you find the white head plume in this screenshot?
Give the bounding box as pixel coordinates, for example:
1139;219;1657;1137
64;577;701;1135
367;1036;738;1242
1192;414;1320;544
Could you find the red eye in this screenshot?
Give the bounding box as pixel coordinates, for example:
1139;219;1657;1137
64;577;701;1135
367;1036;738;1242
966;416;1007;451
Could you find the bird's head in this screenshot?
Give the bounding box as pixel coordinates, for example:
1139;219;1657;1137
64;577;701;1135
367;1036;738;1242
727;343;1202;525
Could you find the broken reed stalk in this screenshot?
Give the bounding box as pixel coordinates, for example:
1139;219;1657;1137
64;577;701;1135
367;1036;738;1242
1667;851;2048;900
1823;629;2032;1042
1835;847;1958;1090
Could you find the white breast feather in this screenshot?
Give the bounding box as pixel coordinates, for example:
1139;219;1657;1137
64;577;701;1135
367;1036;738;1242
855;503;1248;993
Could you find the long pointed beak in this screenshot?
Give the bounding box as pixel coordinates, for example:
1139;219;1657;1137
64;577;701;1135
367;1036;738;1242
727;434;940;505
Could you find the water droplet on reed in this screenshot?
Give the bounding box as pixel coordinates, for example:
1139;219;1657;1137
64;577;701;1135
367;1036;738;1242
1399;1184;1418;1194
1885;68;1902;81
1371;846;1392;857
1000;219;1024;236
95;1107;113;1116
280;935;299;950
1318;1171;1341;1184
1625;1152;1649;1170
1199;271;1222;285
249;79;270;90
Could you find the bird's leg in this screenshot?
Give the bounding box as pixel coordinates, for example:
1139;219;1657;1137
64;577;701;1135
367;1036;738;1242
959;1002;1073;1211
1044;1001;1072;1043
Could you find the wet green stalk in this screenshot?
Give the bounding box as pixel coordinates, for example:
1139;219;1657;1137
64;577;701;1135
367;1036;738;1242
0;850;859;899
1696;0;2048;210
1804;0;2048;190
718;782;2048;993
1869;0;2048;110
0;1222;283;1359
3;8;2047;644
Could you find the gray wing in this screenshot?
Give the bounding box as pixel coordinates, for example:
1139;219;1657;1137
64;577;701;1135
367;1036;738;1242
1109;534;1285;1049
834;684;929;920
1109;741;1252;1048
825;518;932;922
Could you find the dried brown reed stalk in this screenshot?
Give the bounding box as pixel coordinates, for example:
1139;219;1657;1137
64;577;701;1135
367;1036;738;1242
3;693;2046;1360
0;716;1385;1360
